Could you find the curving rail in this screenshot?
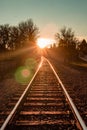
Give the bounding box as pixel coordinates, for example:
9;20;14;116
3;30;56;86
46;57;87;130
0;56;87;130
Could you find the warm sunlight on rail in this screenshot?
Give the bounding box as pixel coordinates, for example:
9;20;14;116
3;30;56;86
37;38;54;49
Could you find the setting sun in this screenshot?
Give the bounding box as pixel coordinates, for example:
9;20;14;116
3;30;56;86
37;38;54;49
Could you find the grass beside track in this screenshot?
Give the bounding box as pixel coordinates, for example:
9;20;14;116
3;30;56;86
70;59;87;71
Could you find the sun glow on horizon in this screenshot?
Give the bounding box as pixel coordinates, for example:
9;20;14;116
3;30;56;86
37;38;55;48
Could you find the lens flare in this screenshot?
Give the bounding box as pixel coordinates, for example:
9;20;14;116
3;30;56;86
15;66;33;85
15;58;37;85
25;58;37;70
21;69;30;78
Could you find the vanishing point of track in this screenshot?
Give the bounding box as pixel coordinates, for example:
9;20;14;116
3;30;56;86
0;57;87;130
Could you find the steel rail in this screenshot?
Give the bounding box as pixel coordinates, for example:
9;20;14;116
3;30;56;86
46;57;87;130
0;57;43;130
1;56;87;130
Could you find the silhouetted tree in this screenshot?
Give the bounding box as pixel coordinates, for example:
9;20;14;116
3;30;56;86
0;24;10;51
18;19;39;48
0;19;39;52
9;26;20;50
55;27;78;61
55;27;77;48
78;39;87;55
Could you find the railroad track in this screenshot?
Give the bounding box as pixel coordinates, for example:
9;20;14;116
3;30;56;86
0;57;87;130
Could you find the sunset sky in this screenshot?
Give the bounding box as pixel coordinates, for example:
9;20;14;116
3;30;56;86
0;0;87;40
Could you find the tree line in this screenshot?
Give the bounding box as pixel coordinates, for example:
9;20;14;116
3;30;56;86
0;19;87;61
0;19;39;52
49;27;87;61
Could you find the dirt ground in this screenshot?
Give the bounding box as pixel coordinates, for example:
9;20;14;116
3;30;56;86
0;58;87;109
0;57;87;125
50;58;87;125
0;56;39;112
0;73;26;111
52;60;87;102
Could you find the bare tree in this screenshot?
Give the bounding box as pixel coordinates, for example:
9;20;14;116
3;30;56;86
8;26;20;50
18;19;39;47
55;27;77;48
0;24;10;51
78;39;87;55
55;27;78;61
0;19;39;52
